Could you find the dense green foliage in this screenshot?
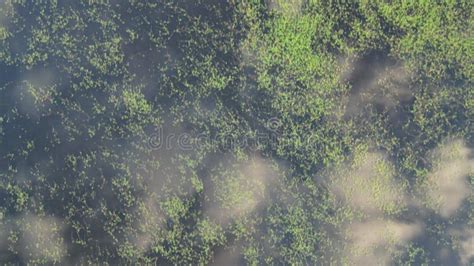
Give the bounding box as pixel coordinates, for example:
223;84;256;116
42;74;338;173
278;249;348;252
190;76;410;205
0;0;472;264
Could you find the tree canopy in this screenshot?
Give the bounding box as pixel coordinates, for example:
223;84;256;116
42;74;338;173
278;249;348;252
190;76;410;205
0;0;472;265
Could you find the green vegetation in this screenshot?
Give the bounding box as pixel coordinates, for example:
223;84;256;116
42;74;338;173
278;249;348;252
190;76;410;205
0;0;472;264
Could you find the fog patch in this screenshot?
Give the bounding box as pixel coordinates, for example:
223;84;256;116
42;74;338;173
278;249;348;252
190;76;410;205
0;219;9;256
328;145;408;216
122;195;167;257
0;214;67;264
13;69;58;119
0;1;15;37
420;138;473;218
266;0;304;16
329;138;473;264
343;219;423;265
325;143;426;264
205;154;281;226
449;226;474;265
